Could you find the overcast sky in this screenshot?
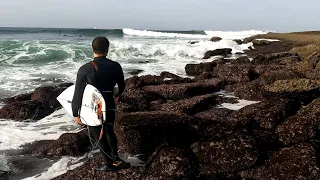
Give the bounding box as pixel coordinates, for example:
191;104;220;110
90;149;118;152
0;0;319;32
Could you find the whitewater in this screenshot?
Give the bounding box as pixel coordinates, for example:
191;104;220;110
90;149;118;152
0;27;266;179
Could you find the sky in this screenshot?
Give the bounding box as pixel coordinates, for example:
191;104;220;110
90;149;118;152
0;0;319;32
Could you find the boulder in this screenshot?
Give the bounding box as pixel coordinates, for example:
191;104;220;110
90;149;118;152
227;80;265;101
289;44;320;61
252;52;300;65
25;130;90;157
160;71;181;79
3;93;32;104
213;64;258;84
231;56;251;64
240;143;320;180
276;97;320;145
243;36;254;44
128;69;143;75
233;39;243;45
57;82;73;88
31;86;66;108
157;94;219;115
259;69;301;85
194;107;233;122
146;147;198;179
143;78;221;100
0;100;55;121
189;41;199;44
191;134;258;176
203;48;232;59
185;62;216;76
115;111;199;155
228;99;300;130
263;79;320;104
210;36;222;42
53;156;143;180
252;39;272;46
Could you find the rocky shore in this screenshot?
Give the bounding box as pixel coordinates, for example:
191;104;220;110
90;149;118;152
1;31;320;180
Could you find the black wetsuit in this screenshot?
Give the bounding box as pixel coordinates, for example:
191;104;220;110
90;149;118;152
71;56;125;165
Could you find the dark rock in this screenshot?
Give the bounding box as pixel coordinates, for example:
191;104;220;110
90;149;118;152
231;56;251;64
160;71;181;79
259;69;301;85
185;62;216;76
229;80;265;101
0;100;55;121
252;52;300;65
128;69;143;75
125;75;164;90
213;64;258;84
3;93;32;104
252;39;272;46
146;147;198;179
143;78;221;100
57;82;73;88
194;72;213;80
243;36;254;44
276;97;320;145
157;94;219;115
263;79;320;104
228;99;300;130
31;86;66;108
210;36;222;42
25;130;90;157
240;143;320;180
115;111;199;155
253;64;287;75
203;48;232;59
194;107;233;121
191;134;258;176
53;156;143;180
118;90;166;112
234;39;243;45
189;41;199;44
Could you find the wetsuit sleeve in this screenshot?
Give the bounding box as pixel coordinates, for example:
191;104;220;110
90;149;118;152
71;65;90;117
114;64;125;97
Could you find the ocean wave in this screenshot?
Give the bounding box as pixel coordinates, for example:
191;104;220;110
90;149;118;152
204;30;268;40
123;28;209;39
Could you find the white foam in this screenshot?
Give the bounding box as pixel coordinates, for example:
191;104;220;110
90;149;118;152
255;38;280;42
205;30;268;40
221;99;260;110
0;109;81;151
123;28;208;39
22;156;85;180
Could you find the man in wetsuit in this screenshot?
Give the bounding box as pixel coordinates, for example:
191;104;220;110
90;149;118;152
71;36;129;171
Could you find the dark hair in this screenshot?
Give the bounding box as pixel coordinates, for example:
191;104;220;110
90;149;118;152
92;36;110;54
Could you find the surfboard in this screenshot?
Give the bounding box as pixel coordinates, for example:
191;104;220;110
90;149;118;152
56;84;106;126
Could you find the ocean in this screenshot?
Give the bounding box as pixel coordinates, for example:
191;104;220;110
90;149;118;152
0;27;265;179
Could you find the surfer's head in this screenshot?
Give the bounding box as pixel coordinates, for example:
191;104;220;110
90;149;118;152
92;36;110;57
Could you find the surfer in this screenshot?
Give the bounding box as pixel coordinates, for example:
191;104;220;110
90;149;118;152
71;36;129;172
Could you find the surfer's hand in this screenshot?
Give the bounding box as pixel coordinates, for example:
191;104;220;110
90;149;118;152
73;116;83;125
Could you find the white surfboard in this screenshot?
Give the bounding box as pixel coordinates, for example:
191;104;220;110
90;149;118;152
56;84;106;126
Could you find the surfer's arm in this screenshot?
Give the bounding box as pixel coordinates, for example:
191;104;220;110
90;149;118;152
114;64;125;97
71;65;90;117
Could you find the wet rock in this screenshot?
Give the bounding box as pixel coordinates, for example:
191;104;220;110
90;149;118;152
203;48;232;59
115;111;199;155
231;56;251;64
276;97;320;145
252;39;272;46
57;82;73;88
213;64;258;84
160;71;181;79
253;64;286;75
118;90;166;112
210;36;222;42
146;147;198;179
259;69;301;85
194;72;213;80
243;36;254;44
128;69;143;75
252;52;300;65
189;41;199;44
53;156;143;180
25;130;90;157
185;62;216;76
31;86;66;108
191;134;258;176
263;79;320;104
143;78;221;100
3;93;32;104
157;94;219;115
234;39;243;45
125;75;164;90
240;143;320;180
0;100;55;121
228;99;300;130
